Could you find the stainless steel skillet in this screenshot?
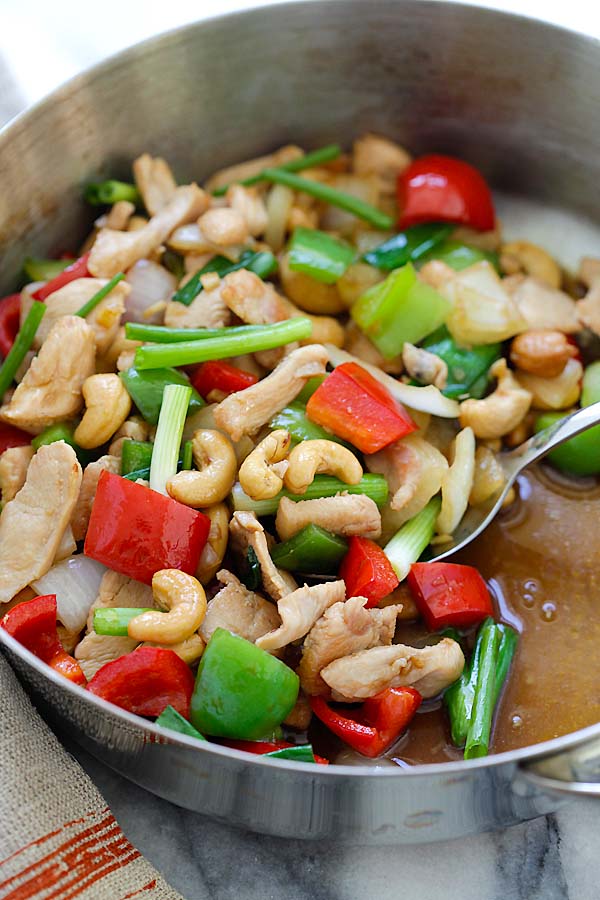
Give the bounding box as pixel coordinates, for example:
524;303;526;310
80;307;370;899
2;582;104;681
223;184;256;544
1;0;600;843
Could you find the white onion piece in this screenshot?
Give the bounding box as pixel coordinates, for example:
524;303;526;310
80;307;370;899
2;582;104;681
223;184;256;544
264;184;293;252
124;259;176;324
325;345;460;418
31;555;108;633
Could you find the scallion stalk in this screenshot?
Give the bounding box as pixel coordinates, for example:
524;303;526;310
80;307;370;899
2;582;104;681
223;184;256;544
0;301;45;399
84;180;141;206
464;619;500;759
444;634;482;747
76;272;125;318
182;440;193;470
172;249;277;306
493;623;519;705
93;607;155;636
383;496;441;581
231;473;388;516
125;322;278;344
261;169;394;230
149;383;192;495
212;143;342;196
362;223;453;270
134;317;312;369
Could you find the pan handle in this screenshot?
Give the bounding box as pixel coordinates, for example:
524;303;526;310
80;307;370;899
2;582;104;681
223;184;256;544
519;735;600;797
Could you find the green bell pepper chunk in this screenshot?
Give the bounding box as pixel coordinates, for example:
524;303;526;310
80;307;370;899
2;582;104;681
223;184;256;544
418;239;500;272
120;366;204;425
172;249;277;306
581;360;600;406
295;375;325;404
120;440;154;476
93;607;155;636
270;401;351;447
351;262;451;359
362;223;453;270
240;546;262;591
23;257;73;282
123;467;151;481
271;524;348;574
422;326;502;399
288;227;355;283
155;705;207;741
190;628;299;740
265;745;317;763
31;422;94;466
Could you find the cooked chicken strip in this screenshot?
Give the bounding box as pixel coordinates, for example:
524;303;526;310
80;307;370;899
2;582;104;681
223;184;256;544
275;493;382;542
0;316;95;434
0;445;34;505
70;454;121;541
0;442;82;604
221;269;290;324
214;344;328;441
229;511;297;601
88;184;209;278
204;144;303;193
133;153;177;215
321;638;465;702
164;279;231;329
199;569;281;646
256;580;346;652
298;596;399;695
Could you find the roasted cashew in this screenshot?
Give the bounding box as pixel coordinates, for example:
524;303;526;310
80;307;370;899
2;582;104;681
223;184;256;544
166;429;237;507
284;439;363;495
195;503;230;585
459;359;532;439
143;633;205;665
239;430;292;500
500;240;561;289
509;329;576;378
74;374;132;449
128;569;207;644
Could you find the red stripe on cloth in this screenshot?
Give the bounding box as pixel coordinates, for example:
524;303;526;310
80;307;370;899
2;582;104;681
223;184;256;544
43;837;141;900
121;880;158;899
53;844;142;900
0;810;107;868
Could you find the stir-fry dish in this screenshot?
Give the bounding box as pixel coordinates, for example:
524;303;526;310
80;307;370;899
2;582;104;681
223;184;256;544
1;135;599;766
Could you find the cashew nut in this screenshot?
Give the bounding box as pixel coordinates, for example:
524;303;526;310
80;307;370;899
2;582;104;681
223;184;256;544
195;502;230;585
402;342;448;389
198;207;249;246
74;374;132;449
166;429;237;507
239;430;292;500
500;240;561;289
459;359;532;439
128;569;207;644
509;329;577;378
143;633;205;665
284;439;363;495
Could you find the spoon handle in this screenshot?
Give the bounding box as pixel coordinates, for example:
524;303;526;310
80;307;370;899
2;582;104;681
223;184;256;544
502;400;600;477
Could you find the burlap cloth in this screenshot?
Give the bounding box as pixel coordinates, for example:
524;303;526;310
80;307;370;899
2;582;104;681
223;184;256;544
0;653;183;900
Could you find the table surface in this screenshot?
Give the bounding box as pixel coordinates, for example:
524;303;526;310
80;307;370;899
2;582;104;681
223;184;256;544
1;1;600;897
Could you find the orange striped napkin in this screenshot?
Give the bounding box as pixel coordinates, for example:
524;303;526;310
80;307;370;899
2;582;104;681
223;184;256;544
0;654;182;900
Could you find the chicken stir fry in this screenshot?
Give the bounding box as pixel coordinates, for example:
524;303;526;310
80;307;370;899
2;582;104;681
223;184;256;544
1;138;597;767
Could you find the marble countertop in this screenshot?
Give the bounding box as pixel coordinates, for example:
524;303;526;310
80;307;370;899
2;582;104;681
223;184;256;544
1;2;600;897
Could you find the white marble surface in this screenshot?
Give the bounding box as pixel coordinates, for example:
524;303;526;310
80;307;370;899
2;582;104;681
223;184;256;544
1;1;600;897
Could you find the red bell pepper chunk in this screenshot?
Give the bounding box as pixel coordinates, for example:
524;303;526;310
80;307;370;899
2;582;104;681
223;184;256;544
407;562;494;630
31;252;91;302
310;687;421;758
397;154;496;232
339;536;399;608
84;471;210;584
87;647;195;718
0;293;21;358
223;739;329;765
0;422;32;455
191;360;258;400
0;594;86;685
306;362;417;454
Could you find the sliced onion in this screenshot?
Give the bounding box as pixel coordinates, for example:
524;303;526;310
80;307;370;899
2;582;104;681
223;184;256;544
325;345;460;418
31;555;108;633
442;261;526;344
124;259;176;324
264;184;294;252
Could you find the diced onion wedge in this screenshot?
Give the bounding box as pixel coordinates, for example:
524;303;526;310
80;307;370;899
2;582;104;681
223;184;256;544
31;555;108;633
441;261;526;345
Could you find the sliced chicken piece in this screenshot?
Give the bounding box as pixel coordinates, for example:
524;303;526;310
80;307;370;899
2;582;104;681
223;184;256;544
256;580;345;652
70;454;121;541
283;691;313;730
20;277;128;354
0;317;95;434
204;144;303;193
102;200;135;231
0;443;82;604
352;133;412;195
226;184;268;237
577;282;600;336
88;184;209;278
220;269;290;324
164;278;231;329
133;153;177;215
229;511;297;601
298;596;399;695
199;569;281;646
321;638;465;702
0;445;34;504
214;344;328;441
276;493;381;542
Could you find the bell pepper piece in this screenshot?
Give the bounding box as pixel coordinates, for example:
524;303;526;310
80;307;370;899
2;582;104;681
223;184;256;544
0;422;32;455
397;154;496;231
362;223;453;270
306;361;417;454
422;326;502;399
87;646;195;718
191;360;258;399
271;524;348;575
407;562;493;630
120;439;154;476
190;628;299;740
310;686;422;758
0;294;22;358
84;471;210;584
31;252;91;301
418;238;499;272
155;704;207;741
0;594;86;685
339;536;399;607
351;263;451;359
119;366;204;426
288;226;355;283
270;401;351;447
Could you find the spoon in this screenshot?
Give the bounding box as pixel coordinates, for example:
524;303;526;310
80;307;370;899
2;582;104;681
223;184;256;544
429;400;600;561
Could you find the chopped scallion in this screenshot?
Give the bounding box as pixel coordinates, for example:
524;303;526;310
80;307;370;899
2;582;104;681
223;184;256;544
149;383;192;495
76;272;125;318
0;301;45;399
362;223;453;270
182;439;193;470
84;180;141;206
212;143;342;196
125;322;281;344
231;473;388;516
172;249;277;306
93;607;155;636
383;496;441;581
